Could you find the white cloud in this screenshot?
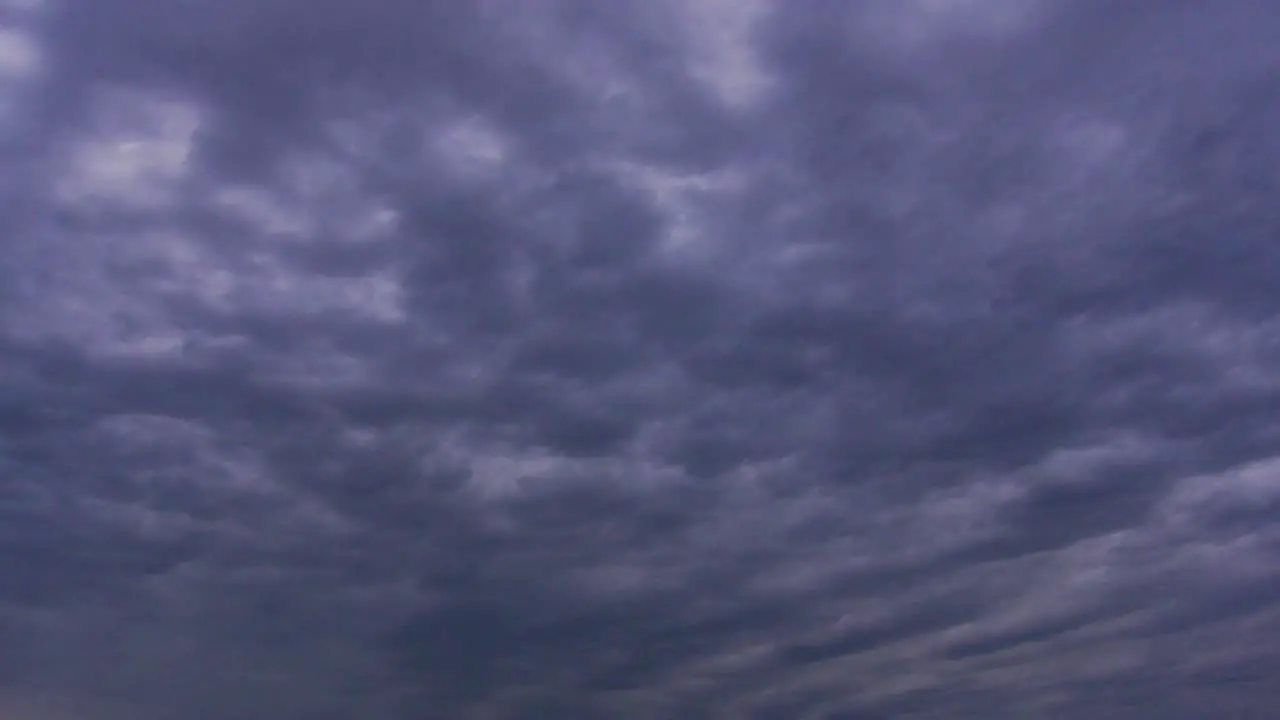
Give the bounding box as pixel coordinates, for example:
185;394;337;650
676;0;774;109
858;0;1051;56
54;89;201;211
0;27;38;79
433;115;510;180
0;25;39;130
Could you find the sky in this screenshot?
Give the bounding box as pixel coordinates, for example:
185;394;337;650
2;0;1280;717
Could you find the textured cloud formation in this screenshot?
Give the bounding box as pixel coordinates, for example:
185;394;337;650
3;0;1280;717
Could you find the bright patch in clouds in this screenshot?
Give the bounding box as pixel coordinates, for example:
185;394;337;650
55;90;201;211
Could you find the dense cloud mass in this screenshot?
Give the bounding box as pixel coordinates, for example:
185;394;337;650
2;0;1280;716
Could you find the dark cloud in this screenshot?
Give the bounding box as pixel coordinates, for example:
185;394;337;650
3;0;1280;716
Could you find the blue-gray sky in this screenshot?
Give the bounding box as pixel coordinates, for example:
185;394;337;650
3;1;1280;717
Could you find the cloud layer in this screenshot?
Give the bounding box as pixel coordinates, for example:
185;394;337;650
3;0;1280;717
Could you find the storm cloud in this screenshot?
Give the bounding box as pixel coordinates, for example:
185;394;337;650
2;0;1280;717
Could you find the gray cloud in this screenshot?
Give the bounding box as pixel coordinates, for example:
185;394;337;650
3;0;1280;716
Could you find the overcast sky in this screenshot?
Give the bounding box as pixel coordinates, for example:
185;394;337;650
2;0;1280;717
